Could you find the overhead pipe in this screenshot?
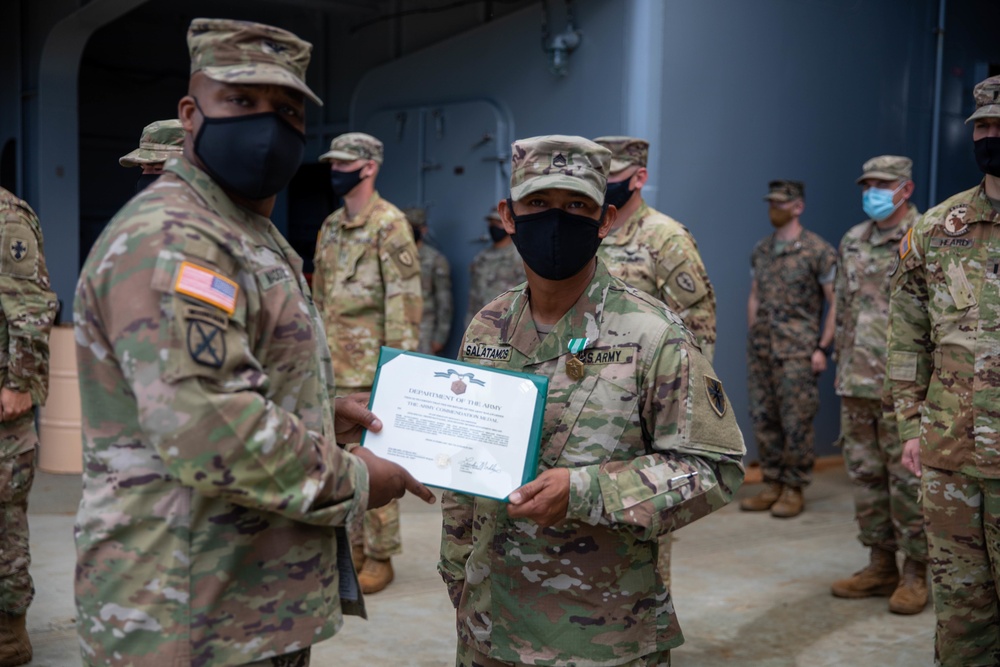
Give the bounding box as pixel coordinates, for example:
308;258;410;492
928;0;946;206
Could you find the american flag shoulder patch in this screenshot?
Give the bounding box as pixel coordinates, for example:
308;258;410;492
173;261;239;315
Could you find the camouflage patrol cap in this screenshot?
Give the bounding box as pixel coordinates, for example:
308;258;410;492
593;136;649;172
763;179;805;202
402;207;427;227
855;155;912;184
966;75;1000;123
119;119;185;168
510;135;610;205
318;133;384;164
187;18;322;106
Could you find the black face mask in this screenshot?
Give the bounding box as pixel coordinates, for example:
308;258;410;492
488;225;509;243
135;173;160;194
411;226;423;244
604;178;634;209
974;137;1000;177
507;198;605;281
330;167;365;198
193;101;305;201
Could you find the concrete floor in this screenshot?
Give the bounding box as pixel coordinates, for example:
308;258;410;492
22;465;934;667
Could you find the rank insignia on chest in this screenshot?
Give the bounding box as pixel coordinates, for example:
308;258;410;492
187;320;226;368
9;238;28;262
943;204;970;237
705;375;726;417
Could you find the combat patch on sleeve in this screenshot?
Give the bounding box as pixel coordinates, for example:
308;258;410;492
888;351;918;382
174;261;239;315
186;318;226;369
0;220;37;278
705;376;726;417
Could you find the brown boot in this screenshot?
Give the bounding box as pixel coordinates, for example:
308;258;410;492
351;544;366;571
831;547;899;598
358;557;394;594
770;486;804;518
739;481;783;511
0;612;32;667
889;558;929;614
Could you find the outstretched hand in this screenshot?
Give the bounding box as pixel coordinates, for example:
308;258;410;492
507;468;570;527
353;446;437;508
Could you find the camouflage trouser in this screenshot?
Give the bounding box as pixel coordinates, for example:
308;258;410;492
0;447;35;614
241;647;310;666
839;397;926;561
456;641;670;666
747;353;818;488
657;534;671;589
922;467;1000;667
351;498;402;560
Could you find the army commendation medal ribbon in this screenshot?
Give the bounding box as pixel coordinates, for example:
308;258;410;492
566;337;588;380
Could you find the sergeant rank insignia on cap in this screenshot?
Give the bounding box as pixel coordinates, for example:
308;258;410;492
705;376;727;418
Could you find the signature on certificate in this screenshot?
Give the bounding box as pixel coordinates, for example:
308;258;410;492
459;456;502;474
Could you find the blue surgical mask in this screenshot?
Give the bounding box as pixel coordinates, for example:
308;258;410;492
861;181;907;222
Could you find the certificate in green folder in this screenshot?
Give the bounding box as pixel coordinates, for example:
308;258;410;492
360;347;548;501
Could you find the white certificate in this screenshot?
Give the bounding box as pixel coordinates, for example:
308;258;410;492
361;348;547;500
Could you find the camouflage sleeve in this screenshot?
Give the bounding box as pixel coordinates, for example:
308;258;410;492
0;207;57;402
817;239;839;284
466;261;483;330
379;215;423;351
656;235;716;360
75;241;369;528
438;490;474;608
833;238;848;356
431;253;453;348
565;339;745;541
311;219;330;314
885;229;931;441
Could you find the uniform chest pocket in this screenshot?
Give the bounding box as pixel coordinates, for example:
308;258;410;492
542;353;639;468
336;243;368;283
941;259;978;311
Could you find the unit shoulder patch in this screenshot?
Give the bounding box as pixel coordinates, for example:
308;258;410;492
705;375;727;418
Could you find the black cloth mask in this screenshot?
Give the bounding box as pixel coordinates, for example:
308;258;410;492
974;137;1000;177
330;167;365;198
507;198;605;281
488;225;509;243
193;100;305;201
603;179;634;209
135;173;160;194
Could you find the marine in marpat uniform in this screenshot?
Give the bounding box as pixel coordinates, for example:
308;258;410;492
312;132;423;594
830;155;927;614
439;135;745;667
466;209;526;328
404;207;453;356
593;136;717;361
742;180;837;518
0;187;57;667
73;19;432;667
887;75;1000;666
119;119;185;193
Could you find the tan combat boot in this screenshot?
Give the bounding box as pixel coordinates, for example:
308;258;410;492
831;547;899;598
770;486;804;518
889;558;929;614
739;481;783;511
351;544;366;571
358;557;394;594
0;612;32;667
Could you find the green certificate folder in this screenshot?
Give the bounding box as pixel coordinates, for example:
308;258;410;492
360;347;548;501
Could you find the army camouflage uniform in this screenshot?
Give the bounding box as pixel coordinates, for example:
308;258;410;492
836;196;924;562
417;243;452;354
0;187;57;618
73;20;368;667
314;134;422;561
118;119;185;168
466;240;526;327
440;135;745;667
748;208;837;488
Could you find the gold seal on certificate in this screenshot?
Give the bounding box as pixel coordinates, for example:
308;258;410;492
361;348;548;500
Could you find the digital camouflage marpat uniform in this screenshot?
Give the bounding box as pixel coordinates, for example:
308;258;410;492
748;181;837;489
118;119;185;168
403;208;453;355
886;76;1000;665
0;187;56;619
835;157;924;566
466;214;526;327
73;20;368;667
313;132;422;561
594;136;717;362
439;135;745;667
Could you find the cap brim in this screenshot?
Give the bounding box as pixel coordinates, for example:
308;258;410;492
609;158;637;173
855;171;907;184
319;149;363;163
966;104;1000;123
118;147;181;167
201;64;323;106
511;174;604;207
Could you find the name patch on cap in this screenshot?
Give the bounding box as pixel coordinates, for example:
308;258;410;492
464;343;511;361
174;261;239;315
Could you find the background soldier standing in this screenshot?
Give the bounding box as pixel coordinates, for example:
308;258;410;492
0;187;56;667
889;75;1000;665
404;207;453;356
118;119;185;193
831;155;927;614
440;135;744;667
313;132;423;593
74;19;432;666
743;180;837;518
466;209;526;326
594;136;717;361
